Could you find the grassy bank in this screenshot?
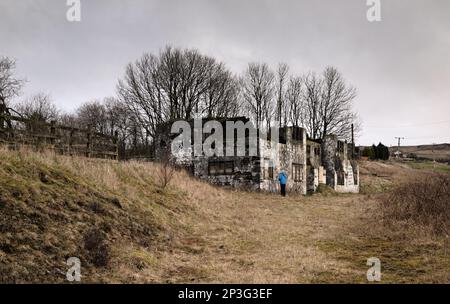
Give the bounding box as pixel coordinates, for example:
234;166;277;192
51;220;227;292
0;150;448;283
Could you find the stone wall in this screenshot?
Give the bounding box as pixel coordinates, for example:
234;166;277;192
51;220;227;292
322;135;360;193
335;159;359;193
322;135;338;188
306;139;322;192
155;118;358;194
192;155;260;190
154;118;262;190
318;166;326;184
258;127;307;195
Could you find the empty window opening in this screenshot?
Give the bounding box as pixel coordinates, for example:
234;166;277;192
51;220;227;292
262;158;274;180
292;163;304;182
337;171;345;185
292;127;303;141
209;161;234;175
315;147;320;156
337;141;345;153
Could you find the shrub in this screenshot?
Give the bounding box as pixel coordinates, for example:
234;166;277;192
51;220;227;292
362;146;374;158
381;173;449;235
157;154;175;190
366;143;389;160
83;228;110;267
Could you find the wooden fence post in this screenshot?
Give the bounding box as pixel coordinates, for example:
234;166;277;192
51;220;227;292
50;120;56;146
69;129;74;156
86;129;92;158
0;103;4;129
1;113;119;161
114;130;119;160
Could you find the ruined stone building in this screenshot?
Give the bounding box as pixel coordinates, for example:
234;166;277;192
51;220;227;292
155;117;359;194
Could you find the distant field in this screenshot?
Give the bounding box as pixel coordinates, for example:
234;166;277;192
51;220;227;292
389;143;450;162
406;161;450;173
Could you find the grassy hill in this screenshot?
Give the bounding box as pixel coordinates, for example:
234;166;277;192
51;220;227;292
0;148;204;283
0;148;448;283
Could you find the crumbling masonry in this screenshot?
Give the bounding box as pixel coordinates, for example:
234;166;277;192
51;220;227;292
155;118;359;194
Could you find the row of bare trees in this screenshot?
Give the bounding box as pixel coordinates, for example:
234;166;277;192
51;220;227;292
241;63;359;140
1;56;148;158
118;47;359;142
1;46;360;159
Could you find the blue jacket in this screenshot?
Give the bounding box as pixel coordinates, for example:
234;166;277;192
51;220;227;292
278;171;287;185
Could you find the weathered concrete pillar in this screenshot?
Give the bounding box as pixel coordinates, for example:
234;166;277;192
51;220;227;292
322;135;337;189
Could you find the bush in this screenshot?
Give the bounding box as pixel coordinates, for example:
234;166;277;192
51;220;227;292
365;143;389;160
381;174;449;235
83;228;110;267
157;154;175;190
362;146;374;158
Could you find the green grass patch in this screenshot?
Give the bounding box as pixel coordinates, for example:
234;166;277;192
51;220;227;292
316;236;449;283
407;161;450;173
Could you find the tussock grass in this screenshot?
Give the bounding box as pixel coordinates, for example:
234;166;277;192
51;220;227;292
0;147;237;283
0;149;448;283
314;161;450;283
0;147;191;282
381;173;449;236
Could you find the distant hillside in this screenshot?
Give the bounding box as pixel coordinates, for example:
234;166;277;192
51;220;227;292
389;143;450;162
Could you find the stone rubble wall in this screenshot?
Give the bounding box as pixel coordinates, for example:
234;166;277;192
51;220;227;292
155;119;359;194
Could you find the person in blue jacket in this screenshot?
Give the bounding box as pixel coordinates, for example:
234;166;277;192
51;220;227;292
278;170;287;197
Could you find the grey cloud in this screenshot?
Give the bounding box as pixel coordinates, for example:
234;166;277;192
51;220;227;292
0;0;449;146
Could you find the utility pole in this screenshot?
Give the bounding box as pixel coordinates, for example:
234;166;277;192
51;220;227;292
395;137;405;158
432;142;436;170
351;124;355;158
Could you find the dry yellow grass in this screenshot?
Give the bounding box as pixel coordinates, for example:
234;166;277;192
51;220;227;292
0;149;448;283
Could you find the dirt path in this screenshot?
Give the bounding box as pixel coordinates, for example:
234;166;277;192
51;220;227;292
158;191;371;283
131;160;448;283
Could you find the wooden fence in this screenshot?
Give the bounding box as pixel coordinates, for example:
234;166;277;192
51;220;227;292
0;109;118;160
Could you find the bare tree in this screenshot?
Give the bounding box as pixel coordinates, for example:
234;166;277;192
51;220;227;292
103;97;148;156
117;46;239;142
104;97;133;138
117;52;164;139
0;57;24;116
59;113;79;128
302;72;323;139
276;63;289;128
76;100;108;133
73;97;151;159
242;63;275;130
176;48;212;119
295;67;359;141
15;93;59;122
286;76;304;127
200;63;241;118
319;66;358;140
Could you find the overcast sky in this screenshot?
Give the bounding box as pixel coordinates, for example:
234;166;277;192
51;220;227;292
1;0;449;146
